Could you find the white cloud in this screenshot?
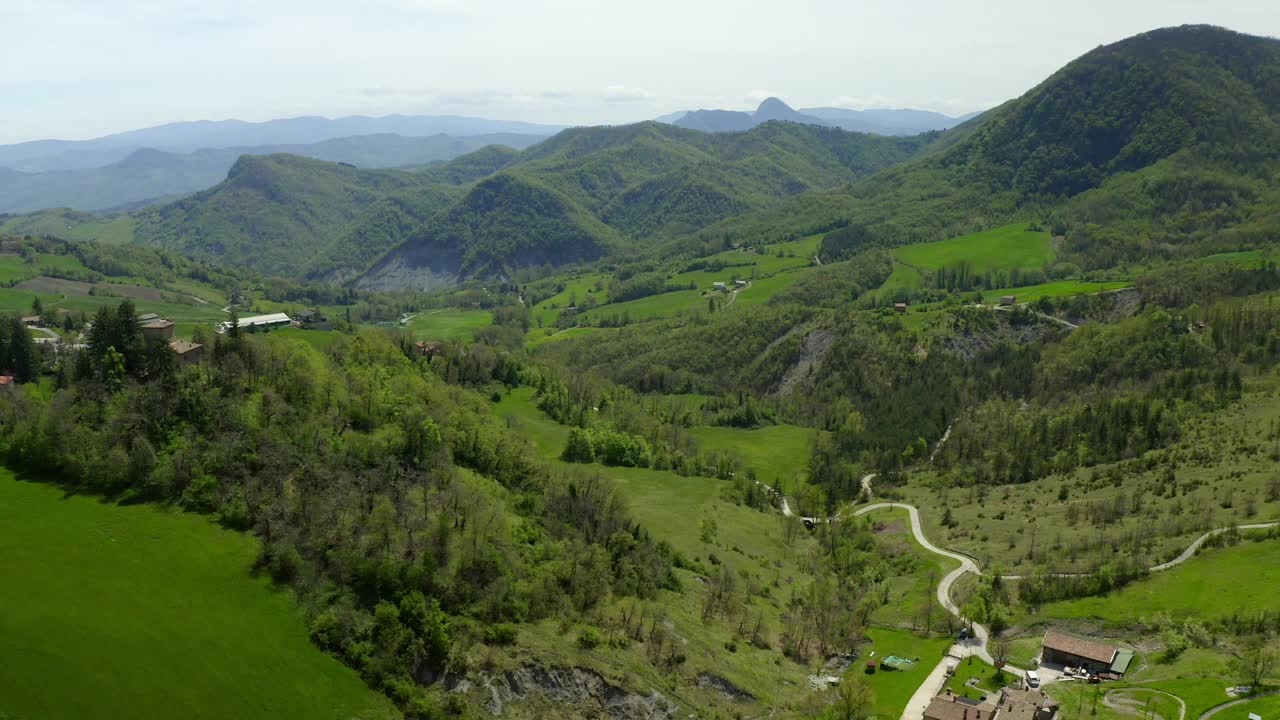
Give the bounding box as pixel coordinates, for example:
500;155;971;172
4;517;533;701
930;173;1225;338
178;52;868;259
603;86;653;103
3;0;1280;142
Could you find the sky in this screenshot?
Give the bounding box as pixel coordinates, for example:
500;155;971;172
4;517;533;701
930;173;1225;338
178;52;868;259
1;0;1278;144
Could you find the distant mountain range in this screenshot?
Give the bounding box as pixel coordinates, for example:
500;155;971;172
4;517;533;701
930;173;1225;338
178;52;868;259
663;98;981;135
0;133;548;214
0;114;565;173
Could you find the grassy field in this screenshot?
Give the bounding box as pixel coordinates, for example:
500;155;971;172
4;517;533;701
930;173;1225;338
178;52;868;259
404;308;492;342
1214;692;1280;720
687;423;821;488
894;224;1054;273
979;279;1132;304
0;470;396;720
944;657;1004;701
530;272;609;328
576;287;707;324
0;210;137;244
861;626;953;720
1031;534;1280;626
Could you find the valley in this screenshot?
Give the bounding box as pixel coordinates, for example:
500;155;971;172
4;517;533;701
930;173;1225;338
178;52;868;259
2;21;1280;720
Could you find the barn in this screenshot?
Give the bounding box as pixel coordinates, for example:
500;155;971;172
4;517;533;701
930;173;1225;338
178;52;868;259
1039;630;1128;675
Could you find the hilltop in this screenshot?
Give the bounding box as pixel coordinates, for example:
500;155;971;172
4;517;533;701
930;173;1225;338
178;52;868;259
703;25;1280;268
359;120;933;286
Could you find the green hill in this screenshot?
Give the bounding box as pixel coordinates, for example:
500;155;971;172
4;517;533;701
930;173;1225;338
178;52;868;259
131;154;461;280
359;173;621;288
699;25;1280;269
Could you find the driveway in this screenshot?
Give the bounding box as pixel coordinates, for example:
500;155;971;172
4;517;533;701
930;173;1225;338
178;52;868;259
901;655;960;720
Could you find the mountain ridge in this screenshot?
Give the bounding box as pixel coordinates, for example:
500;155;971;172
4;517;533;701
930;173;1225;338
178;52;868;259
0;133;549;214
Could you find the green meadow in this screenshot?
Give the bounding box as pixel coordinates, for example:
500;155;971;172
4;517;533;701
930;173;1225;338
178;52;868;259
1032;535;1280;626
893;223;1054;273
687;423;821;487
0;210;137;245
0;470;396;720
861;626;953;720
404;307;493;341
979;279;1131;304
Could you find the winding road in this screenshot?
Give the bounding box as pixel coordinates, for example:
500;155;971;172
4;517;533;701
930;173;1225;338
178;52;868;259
760;472;1280;710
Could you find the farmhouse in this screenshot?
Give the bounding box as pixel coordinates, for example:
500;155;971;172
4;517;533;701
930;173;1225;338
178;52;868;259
20;315;42;327
415;340;444;358
295;308;331;330
713;281;728;291
141;319;175;342
1040;630;1130;676
216;313;293;334
735;279;748;287
994;686;1059;720
925;691;994;720
895;302;908;312
999;295;1017;306
168;339;204;366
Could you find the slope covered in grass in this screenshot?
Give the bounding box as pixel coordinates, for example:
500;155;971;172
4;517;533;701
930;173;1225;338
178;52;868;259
0;470;396;720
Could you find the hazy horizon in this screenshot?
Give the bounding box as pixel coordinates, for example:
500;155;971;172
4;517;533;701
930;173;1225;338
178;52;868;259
4;0;1279;145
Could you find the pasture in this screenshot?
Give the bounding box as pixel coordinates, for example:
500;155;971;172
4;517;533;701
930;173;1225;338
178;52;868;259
1031;534;1280;626
980;279;1131;304
0;470;396;720
404;308;493;341
687;423;821;488
893;224;1054;273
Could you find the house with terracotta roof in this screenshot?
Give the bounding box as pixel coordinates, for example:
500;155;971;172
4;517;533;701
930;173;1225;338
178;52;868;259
168;339;204;366
925;690;995;720
994;686;1059;720
141;319;176;342
1040;630;1131;676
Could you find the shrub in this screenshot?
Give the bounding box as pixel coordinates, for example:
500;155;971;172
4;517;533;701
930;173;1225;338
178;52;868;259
577;627;603;650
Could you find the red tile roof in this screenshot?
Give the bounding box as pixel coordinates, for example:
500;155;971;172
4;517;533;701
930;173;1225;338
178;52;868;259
1042;630;1117;664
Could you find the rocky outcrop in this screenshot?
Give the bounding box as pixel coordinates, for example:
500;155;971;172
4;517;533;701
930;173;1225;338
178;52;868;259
696;671;756;702
473;665;678;719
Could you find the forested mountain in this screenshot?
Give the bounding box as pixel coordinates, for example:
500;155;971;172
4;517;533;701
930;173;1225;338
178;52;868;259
132;155;464;280
358;121;933;286
0;114;563;172
0;133;548;214
701;25;1280;269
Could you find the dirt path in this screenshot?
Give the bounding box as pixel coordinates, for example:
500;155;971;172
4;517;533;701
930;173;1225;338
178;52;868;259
763;474;1278;678
723;281;751;309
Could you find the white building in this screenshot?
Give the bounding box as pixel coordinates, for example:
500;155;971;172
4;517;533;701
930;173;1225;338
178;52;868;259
216;313;293;334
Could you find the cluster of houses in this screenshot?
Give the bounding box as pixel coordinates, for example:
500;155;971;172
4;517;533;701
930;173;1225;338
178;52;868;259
711;280;748;292
926;685;1059;720
920;630;1131;720
137;313;204;365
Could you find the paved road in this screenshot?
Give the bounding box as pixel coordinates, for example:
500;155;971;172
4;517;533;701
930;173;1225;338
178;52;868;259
901;655;959;720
